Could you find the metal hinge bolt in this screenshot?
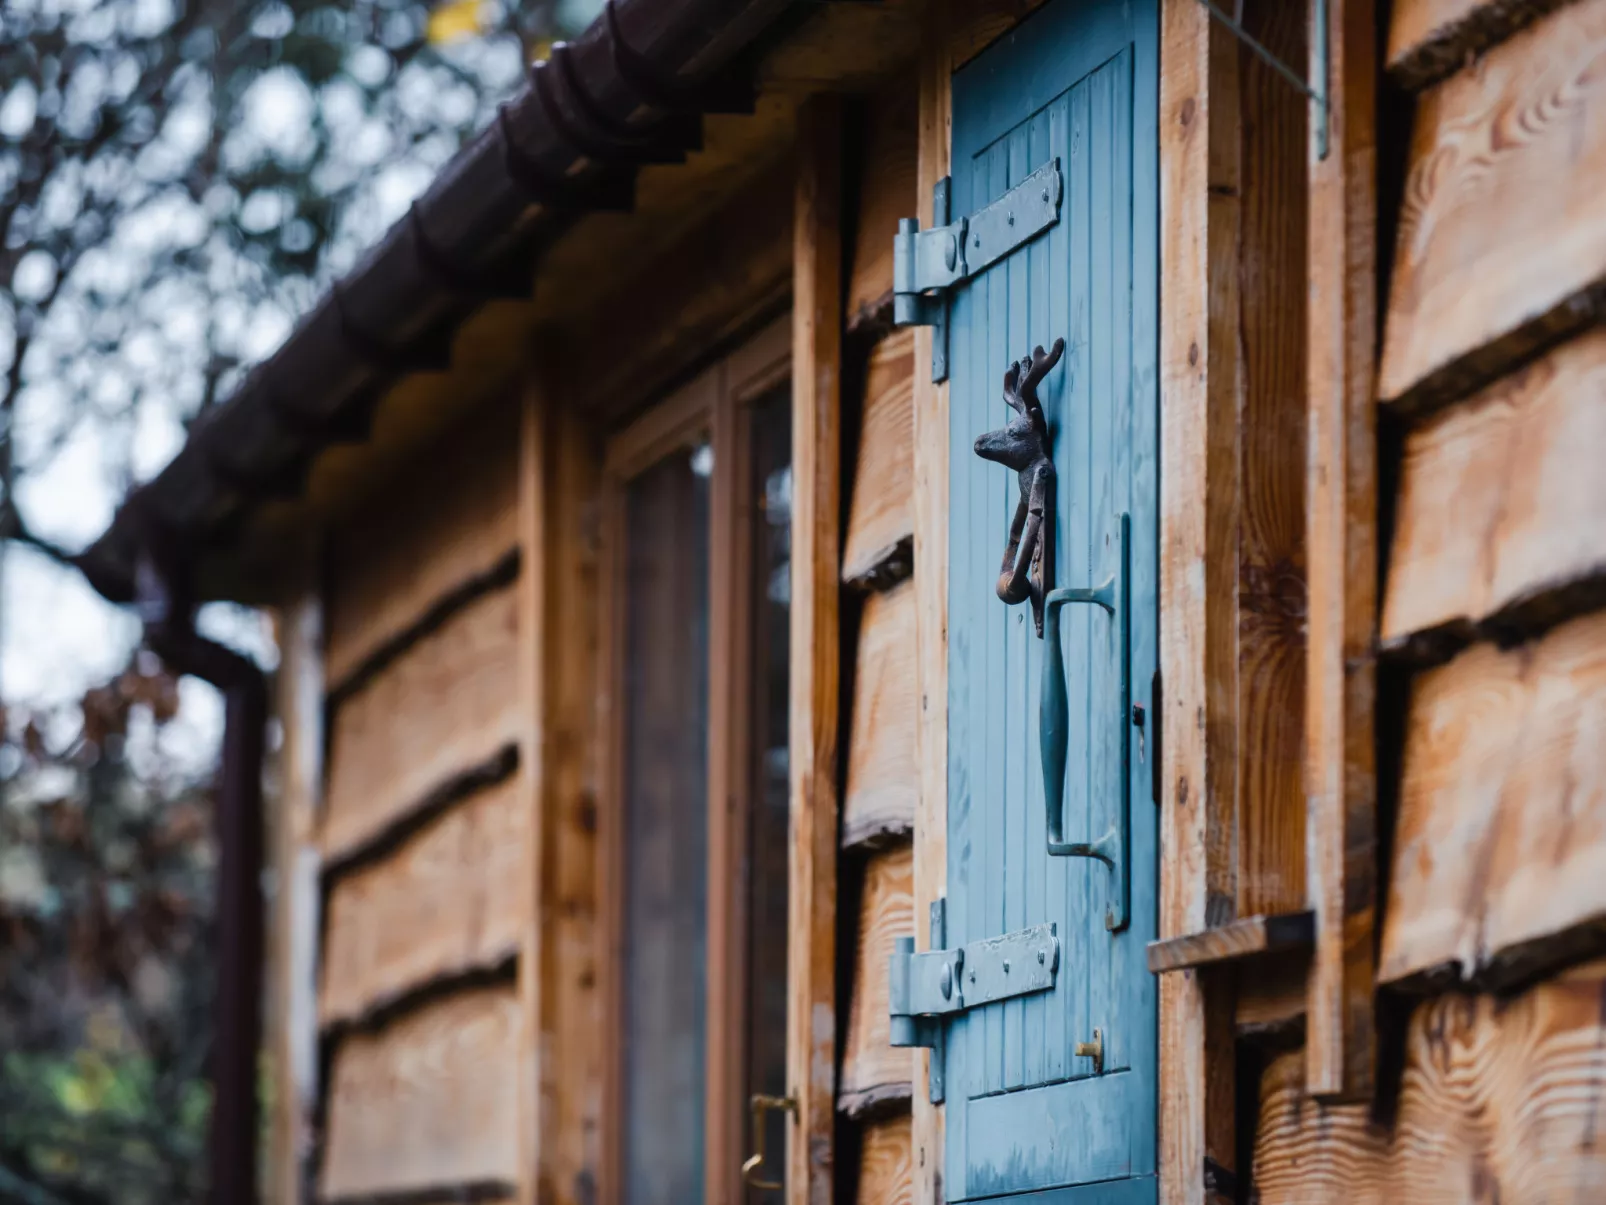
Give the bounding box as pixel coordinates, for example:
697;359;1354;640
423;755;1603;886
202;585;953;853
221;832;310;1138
1074;1028;1104;1075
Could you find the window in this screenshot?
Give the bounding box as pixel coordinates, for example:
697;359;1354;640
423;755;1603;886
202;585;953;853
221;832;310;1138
599;320;792;1205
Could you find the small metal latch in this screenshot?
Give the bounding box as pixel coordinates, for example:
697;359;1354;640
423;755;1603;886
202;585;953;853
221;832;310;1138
890;901;1060;1079
1074;1028;1104;1075
894;160;1064;382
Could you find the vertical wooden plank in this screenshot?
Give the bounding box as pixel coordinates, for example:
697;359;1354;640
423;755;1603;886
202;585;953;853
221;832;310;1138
911;6;952;1202
1236;0;1309;920
1305;0;1378;1103
707;375;754;1205
542;405;604;1205
516;367;549;1205
787;93;843;1205
271;587;323;1205
1158;2;1238;1202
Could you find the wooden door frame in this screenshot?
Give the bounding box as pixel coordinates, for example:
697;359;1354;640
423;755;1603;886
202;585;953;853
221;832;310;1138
905;1;1338;1203
595;315;790;1205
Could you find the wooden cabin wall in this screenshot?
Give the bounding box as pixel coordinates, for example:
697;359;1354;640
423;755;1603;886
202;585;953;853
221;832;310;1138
835;71;923;1205
1244;0;1606;1199
304;391;604;1205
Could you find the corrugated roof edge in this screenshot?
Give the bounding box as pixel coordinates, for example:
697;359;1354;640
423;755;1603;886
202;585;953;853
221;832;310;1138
75;0;807;605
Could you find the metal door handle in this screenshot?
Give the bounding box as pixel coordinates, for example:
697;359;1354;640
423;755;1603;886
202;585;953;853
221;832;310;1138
1040;512;1131;931
742;1093;796;1191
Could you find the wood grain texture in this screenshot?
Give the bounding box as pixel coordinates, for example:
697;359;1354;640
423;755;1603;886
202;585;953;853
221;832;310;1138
320;777;525;1026
909;10;951;1202
1306;0;1378;1102
324;399;519;691
319;985;522;1201
1158;4;1239;1200
847;78;918;330
323;583;521;862
533;403;603;1205
1382;327;1606;655
1378;0;1606;415
1235;0;1309;921
1147;912;1314;974
842;330;916;591
1380;609;1606;990
1235;950;1312;1042
514;377;545;1205
269;590;322;1205
1253;959;1606;1203
787;94;843;1205
843;580;919;851
839;843;915;1118
1387;0;1578;91
856;1112;915;1205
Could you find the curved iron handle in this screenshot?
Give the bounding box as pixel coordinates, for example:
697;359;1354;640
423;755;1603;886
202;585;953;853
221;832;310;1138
742;1093;797;1191
1040;513;1131;931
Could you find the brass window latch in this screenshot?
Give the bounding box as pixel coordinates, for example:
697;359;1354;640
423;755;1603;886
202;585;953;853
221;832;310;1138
742;1093;796;1191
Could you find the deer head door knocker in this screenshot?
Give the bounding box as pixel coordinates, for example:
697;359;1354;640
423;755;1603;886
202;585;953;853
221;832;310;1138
973;338;1066;635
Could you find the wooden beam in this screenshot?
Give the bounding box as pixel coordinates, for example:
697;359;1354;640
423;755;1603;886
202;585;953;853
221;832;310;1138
320;776;524;1027
841;330;916;591
910;5;951;1200
1305;0;1378;1102
1158;1;1240;1200
787;93;843;1205
323;401;519;691
1380;608;1606;992
1378;1;1606;417
838;843;915;1120
319;985;522;1202
1381;327;1606;657
1253;958;1606;1203
842;580;919;852
1148;912;1315;974
855;1112;915;1205
1386;0;1576;91
515;370;547;1205
538;403;604;1205
269;588;323;1205
323;584;522;863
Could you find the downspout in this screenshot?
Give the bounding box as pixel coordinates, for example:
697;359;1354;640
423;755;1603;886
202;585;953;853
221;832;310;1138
135;552;267;1205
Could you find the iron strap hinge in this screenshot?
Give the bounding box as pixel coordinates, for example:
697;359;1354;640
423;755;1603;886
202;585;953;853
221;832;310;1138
893;160;1064;382
890;900;1059;1049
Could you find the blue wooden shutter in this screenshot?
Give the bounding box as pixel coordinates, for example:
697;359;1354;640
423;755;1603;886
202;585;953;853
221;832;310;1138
944;1;1159;1200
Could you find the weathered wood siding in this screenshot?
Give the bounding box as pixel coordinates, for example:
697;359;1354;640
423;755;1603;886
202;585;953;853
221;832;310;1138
314;396;535;1203
1245;0;1606;1197
319;985;522;1201
837;74;920;1205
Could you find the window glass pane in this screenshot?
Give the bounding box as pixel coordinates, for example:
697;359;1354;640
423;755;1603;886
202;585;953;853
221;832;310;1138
621;443;711;1205
744;390;791;1201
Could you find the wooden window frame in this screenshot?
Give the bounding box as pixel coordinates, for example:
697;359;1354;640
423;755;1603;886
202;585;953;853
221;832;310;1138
596;316;791;1205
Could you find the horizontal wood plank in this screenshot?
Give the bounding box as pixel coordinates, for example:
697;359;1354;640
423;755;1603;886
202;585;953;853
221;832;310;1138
1380;608;1606;989
842;330;917;590
1387;0;1576;90
1147;912;1314;974
856;1111;914;1205
842;579;920;850
1235;951;1311;1043
325;400;520;690
319;985;521;1201
1382;327;1606;654
1253;958;1606;1202
847;79;918;330
324;584;521;862
1378;0;1606;415
839;842;914;1119
320;777;524;1027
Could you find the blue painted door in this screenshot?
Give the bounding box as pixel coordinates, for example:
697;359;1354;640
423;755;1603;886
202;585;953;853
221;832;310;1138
945;1;1158;1201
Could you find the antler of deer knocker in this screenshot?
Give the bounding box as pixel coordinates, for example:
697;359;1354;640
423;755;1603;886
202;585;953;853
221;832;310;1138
972;338;1065;635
